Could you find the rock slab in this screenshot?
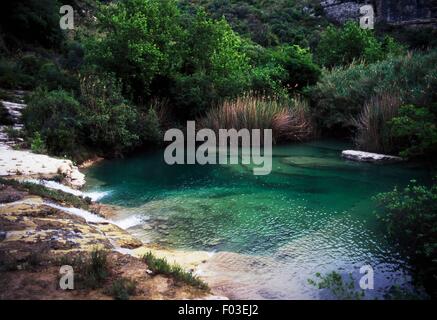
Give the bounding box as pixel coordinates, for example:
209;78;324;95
342;150;403;163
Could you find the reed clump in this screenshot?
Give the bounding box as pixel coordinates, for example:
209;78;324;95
199;94;314;143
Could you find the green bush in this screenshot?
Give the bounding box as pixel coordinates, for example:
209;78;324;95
37;62;79;92
0;55;77;91
0;58;35;89
374;180;437;298
389;105;437;159
171;10;251;116
316;21;404;67
30;132;47;154
23;88;83;157
308;50;437;133
23;72;150;159
143;251;209;290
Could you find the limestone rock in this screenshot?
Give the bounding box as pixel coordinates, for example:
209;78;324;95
341;150;403;163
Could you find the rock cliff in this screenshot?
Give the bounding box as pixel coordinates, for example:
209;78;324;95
320;0;437;27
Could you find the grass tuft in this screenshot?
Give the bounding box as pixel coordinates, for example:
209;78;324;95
143;251;209;290
106;277;137;300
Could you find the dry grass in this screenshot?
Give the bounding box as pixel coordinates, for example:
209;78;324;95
352;91;402;153
198;94;314;143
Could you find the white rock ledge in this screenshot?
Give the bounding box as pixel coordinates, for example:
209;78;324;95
0;145;85;188
342;150;404;163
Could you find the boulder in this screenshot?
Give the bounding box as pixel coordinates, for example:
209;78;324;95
342;150;403;163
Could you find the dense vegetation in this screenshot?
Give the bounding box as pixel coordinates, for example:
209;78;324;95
375;180;437;299
1;0;435;162
0;0;436;300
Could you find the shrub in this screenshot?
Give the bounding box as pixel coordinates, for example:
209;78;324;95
171;10;251;116
199;95;313;143
270;45;321;91
30;132;47;154
79;73;141;155
308;50;437;133
23;88;83;157
76;248;110;289
107;277;137;300
143;251;209;290
37;62;79;92
0;57;35;89
374;180;437;298
86;0;183;99
389;104;437;159
61;41;85;71
316;21;404;67
352;92;402;153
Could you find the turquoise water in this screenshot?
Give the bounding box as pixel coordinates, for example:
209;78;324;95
85;140;429;299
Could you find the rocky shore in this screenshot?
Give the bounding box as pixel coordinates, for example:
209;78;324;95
0;95;219;300
0;185;215;299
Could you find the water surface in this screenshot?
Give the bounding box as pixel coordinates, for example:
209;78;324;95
85;140;428;299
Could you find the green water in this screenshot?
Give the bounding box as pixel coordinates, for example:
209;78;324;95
85;140;429;299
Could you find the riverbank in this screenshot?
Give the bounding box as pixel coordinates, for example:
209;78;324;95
0;178;223;299
0;94;225;300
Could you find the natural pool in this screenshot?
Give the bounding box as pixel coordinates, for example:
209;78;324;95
84;140;429;299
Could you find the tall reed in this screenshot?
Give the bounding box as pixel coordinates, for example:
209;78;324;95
352;91;402;153
198;94;314;143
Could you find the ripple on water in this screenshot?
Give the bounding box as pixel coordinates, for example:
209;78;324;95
84;141;428;299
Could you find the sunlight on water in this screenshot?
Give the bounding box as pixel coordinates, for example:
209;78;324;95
84;140;429;299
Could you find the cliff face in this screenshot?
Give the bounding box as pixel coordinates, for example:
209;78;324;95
320;0;437;27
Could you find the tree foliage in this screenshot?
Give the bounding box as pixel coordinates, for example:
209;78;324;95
375;180;437;298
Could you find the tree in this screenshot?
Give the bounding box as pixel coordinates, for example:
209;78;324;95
316;21;402;67
172;10;251;116
86;0;183;99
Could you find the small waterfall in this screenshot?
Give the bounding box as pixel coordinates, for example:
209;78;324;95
24;179;110;201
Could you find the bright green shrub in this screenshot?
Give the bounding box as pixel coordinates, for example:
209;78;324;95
30;132;47;154
271;44;321;91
